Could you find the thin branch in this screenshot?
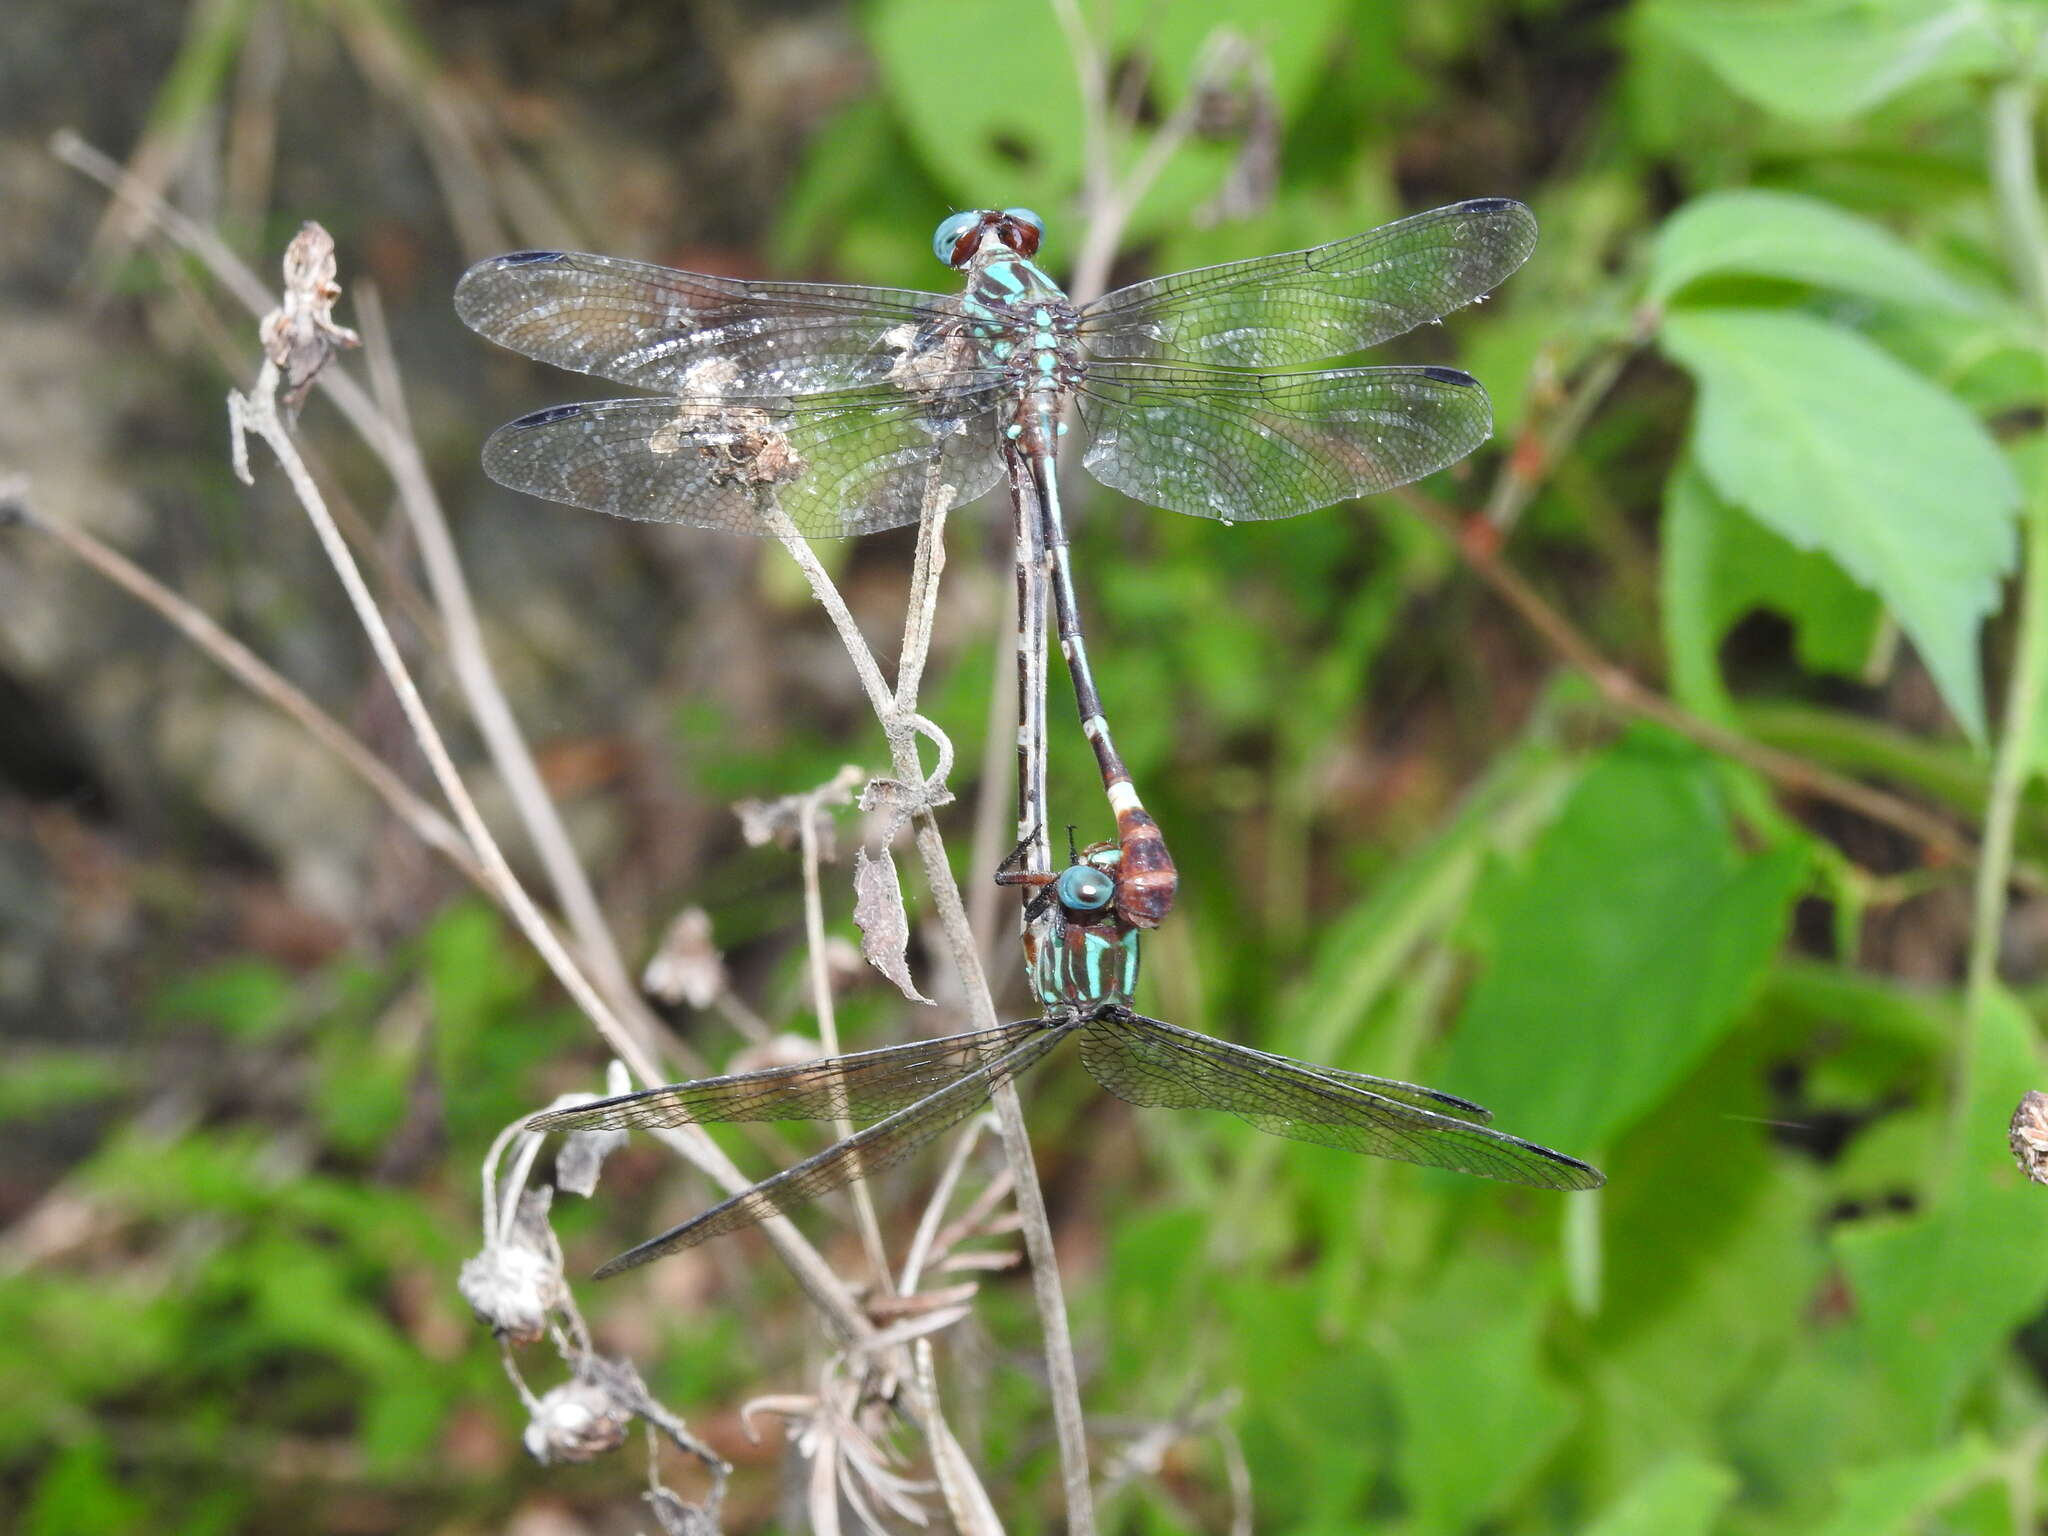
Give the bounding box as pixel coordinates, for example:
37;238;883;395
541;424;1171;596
55;129;672;1060
770;477;1096;1535
352;287;657;1033
1064;29;1251;306
0;481;485;890
1399;489;2003;880
226;360;870;1343
1483;332;1640;533
797;785;893;1284
1048;0;1115;248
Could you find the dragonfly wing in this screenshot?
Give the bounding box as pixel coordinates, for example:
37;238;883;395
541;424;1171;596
456;249;999;397
481;390;1005;538
527;1019;1057;1133
1077;363;1492;521
1295;1064;1491;1123
587;1019;1080;1275
1082;1012;1603;1191
1076;198;1536;368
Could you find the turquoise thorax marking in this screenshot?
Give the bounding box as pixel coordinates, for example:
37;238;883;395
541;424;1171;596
1031;919;1141;1011
1026;844;1139;1013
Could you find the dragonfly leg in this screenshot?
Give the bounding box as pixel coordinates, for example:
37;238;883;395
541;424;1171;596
994;826;1057;887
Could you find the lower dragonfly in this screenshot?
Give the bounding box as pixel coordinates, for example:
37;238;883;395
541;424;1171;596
529;835;1603;1279
456;199;1535;929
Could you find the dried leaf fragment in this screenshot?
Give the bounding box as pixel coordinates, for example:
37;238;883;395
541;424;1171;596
853;844;933;1005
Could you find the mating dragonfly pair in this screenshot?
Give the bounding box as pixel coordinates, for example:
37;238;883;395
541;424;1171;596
460;199;1603;1277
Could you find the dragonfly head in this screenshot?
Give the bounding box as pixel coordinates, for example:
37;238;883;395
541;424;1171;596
1052;840;1123;918
932;207;1044;268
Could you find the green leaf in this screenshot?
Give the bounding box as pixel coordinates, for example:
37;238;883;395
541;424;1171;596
1648;189;1980;310
1385;1255;1577;1533
25;1434;146;1536
1834;988;2048;1443
151;958;295;1039
1581;1456;1738;1536
1661;307;2019;739
1646;0;2004;123
0;1049;127;1122
1443;734;1807;1151
1661;455;1885;719
867;0;1349;244
1809;1436;1997;1536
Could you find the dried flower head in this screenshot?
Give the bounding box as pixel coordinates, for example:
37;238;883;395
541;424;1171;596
2011;1090;2048;1184
524;1360;637;1465
643;905;727;1008
459;1187;569;1345
259;221;361;415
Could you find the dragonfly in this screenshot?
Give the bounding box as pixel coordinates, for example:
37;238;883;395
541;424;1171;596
529;832;1603;1279
455;199;1538;931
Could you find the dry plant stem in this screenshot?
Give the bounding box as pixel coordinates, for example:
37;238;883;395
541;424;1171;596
1049;0;1116;249
1484;338;1637;532
1006;468;1096;1535
797;796;893;1284
967;586;1021;981
349;285;656;1043
771;488;1097;1536
227;364;870;1343
1061;23;1248;306
1399;490;1998;879
54;130;664;1054
3;489;489;890
898;1116;993;1294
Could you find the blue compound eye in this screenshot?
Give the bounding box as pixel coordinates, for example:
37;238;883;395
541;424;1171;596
1003;207;1044;240
1057;864;1114;913
932;211;981;265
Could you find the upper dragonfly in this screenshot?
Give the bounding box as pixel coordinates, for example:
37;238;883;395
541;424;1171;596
456;200;1536;926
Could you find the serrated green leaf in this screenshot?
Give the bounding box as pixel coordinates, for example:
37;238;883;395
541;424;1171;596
1661;307;2019;739
1834;987;2048;1443
1661;455;1885;719
1646;0;2004;123
1581;1456;1738;1536
1443;735;1806;1151
1649;189;1980;309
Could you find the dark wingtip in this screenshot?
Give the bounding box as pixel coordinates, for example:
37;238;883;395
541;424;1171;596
1549;1150;1606;1190
498;249;570;266
1419;365;1481;386
505;403;591;430
1458;196;1523;214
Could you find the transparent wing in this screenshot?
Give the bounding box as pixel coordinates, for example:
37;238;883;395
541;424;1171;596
1229;1052;1492;1123
527;1020;1057;1133
480;390;1005;538
1077;198;1536;368
586;1021;1079;1276
456;249;999;398
1079;1012;1603;1191
1077;363;1492;521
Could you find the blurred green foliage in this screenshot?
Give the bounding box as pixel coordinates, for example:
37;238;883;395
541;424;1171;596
19;0;2048;1531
